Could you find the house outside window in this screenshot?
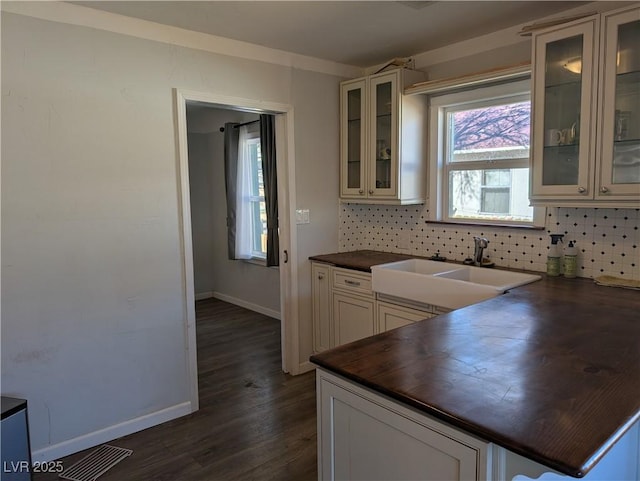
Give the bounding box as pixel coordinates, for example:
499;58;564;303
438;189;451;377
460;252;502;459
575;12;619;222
429;79;544;227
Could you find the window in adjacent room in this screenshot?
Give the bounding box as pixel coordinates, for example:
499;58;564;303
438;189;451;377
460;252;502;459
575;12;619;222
237;127;268;261
428;79;544;227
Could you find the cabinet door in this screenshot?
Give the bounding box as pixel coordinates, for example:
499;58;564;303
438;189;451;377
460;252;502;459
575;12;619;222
312;263;332;353
333;292;374;346
596;7;640;200
378;302;432;332
531;18;598;200
369;71;399;198
340;79;367;198
318;372;482;481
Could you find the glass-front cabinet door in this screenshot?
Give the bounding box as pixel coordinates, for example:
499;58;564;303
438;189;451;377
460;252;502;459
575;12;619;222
340;79;366;197
596;9;640;200
531;18;598;200
339;68;426;203
369;71;398;198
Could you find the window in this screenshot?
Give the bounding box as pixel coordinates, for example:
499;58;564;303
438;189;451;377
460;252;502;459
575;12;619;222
429;79;544;227
237;127;268;261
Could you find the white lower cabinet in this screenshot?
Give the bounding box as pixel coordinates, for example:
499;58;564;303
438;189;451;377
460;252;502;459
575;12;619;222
311;261;444;353
318;369;486;481
312;262;332;353
333;292;375;346
317;369;640;481
312;262;376;352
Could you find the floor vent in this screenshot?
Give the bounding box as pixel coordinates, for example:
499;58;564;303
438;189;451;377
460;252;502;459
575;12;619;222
59;444;132;481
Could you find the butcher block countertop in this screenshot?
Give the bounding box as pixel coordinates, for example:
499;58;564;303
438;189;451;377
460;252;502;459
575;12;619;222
310;250;640;478
309;249;414;272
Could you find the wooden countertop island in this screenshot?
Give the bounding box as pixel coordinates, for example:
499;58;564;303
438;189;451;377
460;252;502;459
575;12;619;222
310;251;640;479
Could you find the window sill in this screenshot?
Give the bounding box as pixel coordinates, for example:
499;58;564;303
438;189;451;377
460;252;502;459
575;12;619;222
244;257;267;267
243;257;279;269
427;220;545;230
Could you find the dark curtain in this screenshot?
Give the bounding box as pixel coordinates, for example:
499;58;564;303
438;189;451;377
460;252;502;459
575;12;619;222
260;114;279;266
223;122;240;259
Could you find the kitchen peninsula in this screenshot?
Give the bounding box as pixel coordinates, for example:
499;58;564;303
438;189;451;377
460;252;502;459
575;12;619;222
310;251;640;480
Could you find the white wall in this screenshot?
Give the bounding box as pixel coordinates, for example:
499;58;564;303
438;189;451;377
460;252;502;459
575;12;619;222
290;68;341;369
186;130;216;295
425;41;531;81
186;107;280;315
1;9;342;459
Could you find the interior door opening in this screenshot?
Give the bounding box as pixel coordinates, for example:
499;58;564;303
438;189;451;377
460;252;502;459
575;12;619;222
174;90;299;412
185;105;280;315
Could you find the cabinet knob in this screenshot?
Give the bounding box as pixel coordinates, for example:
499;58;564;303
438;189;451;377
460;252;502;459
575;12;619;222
318;274;324;280
368;189;374;195
578;187;586;194
600;186;609;194
358;189;364;194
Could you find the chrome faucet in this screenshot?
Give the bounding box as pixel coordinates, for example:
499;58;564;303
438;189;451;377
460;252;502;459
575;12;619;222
473;236;489;266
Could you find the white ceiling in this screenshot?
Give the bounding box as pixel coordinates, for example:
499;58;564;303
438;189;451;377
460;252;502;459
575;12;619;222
74;1;590;68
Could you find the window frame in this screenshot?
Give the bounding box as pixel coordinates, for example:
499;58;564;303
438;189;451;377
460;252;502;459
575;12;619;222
428;79;545;228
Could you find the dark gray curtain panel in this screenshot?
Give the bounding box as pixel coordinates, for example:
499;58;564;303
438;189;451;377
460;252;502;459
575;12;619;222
223;122;240;260
260;114;279;267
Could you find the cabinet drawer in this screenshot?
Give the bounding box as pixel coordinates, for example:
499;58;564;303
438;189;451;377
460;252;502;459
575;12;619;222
332;268;372;297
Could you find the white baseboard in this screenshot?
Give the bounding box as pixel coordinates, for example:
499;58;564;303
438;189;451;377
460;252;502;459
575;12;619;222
195;291;214;301
31;402;192;462
212;292;281;320
297;361;316;374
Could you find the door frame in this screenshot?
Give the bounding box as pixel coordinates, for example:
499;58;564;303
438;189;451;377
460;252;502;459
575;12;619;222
173;88;300;412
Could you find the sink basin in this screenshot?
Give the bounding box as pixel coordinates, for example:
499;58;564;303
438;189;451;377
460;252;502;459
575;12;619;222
371;259;541;310
433;266;541;291
374;259;459;275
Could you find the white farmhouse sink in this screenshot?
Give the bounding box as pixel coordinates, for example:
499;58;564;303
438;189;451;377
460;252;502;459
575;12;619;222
371;259;541;310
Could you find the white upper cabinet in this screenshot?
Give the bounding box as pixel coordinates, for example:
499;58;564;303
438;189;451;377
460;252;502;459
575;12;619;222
596;7;640;200
530;6;640;206
340;69;427;204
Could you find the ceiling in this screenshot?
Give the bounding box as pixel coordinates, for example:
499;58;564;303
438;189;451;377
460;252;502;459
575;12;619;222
74;1;590;68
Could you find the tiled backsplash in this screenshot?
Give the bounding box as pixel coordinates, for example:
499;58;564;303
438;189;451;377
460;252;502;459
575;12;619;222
339;204;639;280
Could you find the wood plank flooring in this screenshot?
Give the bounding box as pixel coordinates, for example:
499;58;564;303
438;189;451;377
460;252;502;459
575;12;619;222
33;298;317;481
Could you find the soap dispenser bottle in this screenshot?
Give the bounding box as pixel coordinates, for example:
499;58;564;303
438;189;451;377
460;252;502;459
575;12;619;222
547;234;564;277
563;240;578;278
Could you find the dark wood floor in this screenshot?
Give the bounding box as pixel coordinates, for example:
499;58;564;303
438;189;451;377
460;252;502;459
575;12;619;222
34;298;317;481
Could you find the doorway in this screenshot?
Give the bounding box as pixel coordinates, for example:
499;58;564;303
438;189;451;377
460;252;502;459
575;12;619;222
186;107;280;315
173;89;300;412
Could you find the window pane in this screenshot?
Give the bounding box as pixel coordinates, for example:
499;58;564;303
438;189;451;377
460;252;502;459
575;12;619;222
251;199;266;257
248;137;267;258
248;140;262;196
448;101;530;163
449;168;533;222
483;169;511;187
481;188;510;214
